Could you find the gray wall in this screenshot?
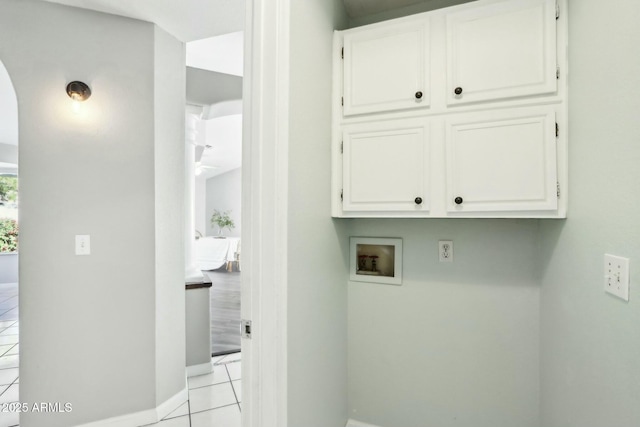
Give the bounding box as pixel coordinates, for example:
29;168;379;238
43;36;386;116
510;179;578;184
0;1;185;425
205;168;241;237
348;220;540;427
539;1;640;426
287;0;350;426
153;25;187;407
344;2;541;427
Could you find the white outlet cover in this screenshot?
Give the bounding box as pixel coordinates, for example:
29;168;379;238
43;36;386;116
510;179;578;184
604;254;629;301
439;240;453;263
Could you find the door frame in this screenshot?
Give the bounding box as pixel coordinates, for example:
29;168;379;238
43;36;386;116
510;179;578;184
241;0;290;426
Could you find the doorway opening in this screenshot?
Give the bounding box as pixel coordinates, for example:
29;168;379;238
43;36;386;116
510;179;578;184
0;58;20;427
177;32;244;425
187;32;243;358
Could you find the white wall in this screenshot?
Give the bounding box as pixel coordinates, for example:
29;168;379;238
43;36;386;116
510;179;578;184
0;59;17;146
0;1;185;425
287;1;350;426
153;25;187;408
539;1;640;426
195;175;206;235
185;288;211;367
205;168;241;237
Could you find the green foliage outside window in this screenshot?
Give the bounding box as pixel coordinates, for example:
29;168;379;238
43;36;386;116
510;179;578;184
0;218;18;253
0;175;18;253
0;176;17;202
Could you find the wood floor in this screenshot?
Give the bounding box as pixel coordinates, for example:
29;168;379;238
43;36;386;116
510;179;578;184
204;269;241;356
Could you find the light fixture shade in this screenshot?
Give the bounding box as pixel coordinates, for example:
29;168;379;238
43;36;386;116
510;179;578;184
66;81;91;101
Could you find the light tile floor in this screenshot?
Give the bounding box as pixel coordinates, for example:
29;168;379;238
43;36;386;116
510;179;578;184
0;283;242;427
0;282;20;427
142;352;242;427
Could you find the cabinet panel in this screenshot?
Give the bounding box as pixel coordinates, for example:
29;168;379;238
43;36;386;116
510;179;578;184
343;21;430;116
446;0;557;106
343;119;429;212
446;107;557;213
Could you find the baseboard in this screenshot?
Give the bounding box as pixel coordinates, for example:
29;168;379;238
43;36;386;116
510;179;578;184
155;386;189;421
187;359;215;377
346;419;385;427
74;386;188;427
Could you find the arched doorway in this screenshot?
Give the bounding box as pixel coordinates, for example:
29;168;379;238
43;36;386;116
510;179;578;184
0;58;20;427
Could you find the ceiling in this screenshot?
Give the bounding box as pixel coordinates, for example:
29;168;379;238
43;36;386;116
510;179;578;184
343;0;429;17
187;32;244;77
186;33;243;179
186;67;242;107
40;0;458;38
196;114;243;179
39;0;244;42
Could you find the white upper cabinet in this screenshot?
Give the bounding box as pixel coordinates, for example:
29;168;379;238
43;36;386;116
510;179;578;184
342;118;430;212
343;20;430;116
445;106;557;213
446;0;557;106
332;0;567;218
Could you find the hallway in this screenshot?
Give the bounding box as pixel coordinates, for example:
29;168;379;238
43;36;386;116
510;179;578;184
0;282;242;427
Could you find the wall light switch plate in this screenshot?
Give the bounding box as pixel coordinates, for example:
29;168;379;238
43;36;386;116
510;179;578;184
75;235;91;255
604;254;629;301
439;240;453;262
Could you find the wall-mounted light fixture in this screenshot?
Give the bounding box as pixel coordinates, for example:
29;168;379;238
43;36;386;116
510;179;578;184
66;81;91;102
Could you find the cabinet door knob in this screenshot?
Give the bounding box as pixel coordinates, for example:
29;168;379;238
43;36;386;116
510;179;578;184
454;87;463;95
415;197;423;205
415;91;423;99
454;197;463;205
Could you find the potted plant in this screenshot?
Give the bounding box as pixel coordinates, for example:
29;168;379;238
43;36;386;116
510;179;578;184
210;210;235;237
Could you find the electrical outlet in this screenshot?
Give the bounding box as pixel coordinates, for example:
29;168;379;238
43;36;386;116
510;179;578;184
604;254;629;301
75;235;91;255
439;240;453;262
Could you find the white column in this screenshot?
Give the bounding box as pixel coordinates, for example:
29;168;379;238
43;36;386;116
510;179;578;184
185;106;205;283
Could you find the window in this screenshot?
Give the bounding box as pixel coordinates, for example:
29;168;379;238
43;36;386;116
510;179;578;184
0;174;18;253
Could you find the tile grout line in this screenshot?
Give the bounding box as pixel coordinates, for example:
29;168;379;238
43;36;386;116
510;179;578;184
188;380;230;392
225;365;241;406
187;393;193;427
188;402;238;417
0;343;18;358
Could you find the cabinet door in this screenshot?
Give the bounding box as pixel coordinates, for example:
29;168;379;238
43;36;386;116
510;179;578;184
446;0;557;106
343;119;429;212
343;20;430;117
445;107;557;213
